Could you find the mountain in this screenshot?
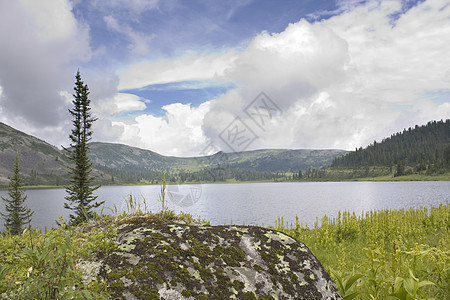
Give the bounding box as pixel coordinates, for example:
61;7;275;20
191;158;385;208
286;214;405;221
0;122;67;186
0;123;347;185
4;119;448;185
0;123;111;186
88;142;187;170
216;149;348;172
87;142;347;173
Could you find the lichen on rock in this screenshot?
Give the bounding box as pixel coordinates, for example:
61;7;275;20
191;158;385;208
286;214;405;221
92;219;342;299
76;259;103;286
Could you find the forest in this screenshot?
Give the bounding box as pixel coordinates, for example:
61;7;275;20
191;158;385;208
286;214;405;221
332;119;450;174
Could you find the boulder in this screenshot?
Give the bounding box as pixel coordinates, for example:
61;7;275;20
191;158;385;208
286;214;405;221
81;221;342;299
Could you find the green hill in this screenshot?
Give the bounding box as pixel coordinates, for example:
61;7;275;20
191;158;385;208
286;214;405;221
0;122;68;186
3;119;448;185
88;143;347;183
88;142;346;173
222;149;347;172
0;123;347;186
327;119;450;179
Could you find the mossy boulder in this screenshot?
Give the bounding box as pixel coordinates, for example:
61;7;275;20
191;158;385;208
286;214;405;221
82;218;342;299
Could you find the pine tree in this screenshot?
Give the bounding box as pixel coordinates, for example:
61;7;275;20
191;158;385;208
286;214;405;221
1;154;33;235
64;70;103;226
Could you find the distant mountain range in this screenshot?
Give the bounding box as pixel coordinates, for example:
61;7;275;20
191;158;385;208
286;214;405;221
88;142;346;172
0;122;347;186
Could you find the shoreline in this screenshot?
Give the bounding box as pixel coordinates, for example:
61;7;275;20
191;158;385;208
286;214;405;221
0;173;447;190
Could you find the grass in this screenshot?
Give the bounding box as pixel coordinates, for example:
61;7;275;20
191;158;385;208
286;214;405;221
357;172;450;181
0;190;448;299
314;166;450;182
272;203;449;299
0;213;208;298
0;192;209;299
0;220;115;298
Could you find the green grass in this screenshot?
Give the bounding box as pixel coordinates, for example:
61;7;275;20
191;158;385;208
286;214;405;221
1;193;448;298
360;172;450;181
295;167;450;182
0;205;208;298
272;203;449;299
0;221;115;298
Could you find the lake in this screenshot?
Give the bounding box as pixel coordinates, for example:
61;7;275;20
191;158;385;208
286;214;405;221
0;181;448;230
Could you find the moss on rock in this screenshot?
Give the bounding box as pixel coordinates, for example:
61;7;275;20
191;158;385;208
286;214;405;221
92;221;342;299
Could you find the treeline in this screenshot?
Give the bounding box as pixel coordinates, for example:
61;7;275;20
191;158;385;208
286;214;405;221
176;167;286;182
95;165;286;184
16;164;288;186
332;119;450;174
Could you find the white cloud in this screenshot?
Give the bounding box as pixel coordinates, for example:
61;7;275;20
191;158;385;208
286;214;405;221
200;0;450;153
411;99;450;123
0;0;91;147
326;0;450;104
110;102;211;156
225;20;349;108
19;0;76;40
104;0;450;156
96;93;146;115
0;86;3;115
118;51;238;89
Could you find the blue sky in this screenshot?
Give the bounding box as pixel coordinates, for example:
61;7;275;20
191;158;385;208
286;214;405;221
0;0;449;156
76;1;337;62
119;80;237;117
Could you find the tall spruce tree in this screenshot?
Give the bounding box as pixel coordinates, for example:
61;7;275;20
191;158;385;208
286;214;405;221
64;70;103;226
1;154;33;235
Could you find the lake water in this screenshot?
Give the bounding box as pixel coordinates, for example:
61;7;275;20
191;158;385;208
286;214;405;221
0;181;448;230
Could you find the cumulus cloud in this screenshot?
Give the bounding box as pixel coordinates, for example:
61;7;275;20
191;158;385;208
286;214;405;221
105;0;450;156
201;0;450;153
226;20;349;107
326;0;450;103
4;0;443;156
202;19;355;151
96;93;146;115
0;0;91;146
109;102;211;156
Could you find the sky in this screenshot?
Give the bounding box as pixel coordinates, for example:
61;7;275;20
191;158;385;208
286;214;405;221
0;0;449;157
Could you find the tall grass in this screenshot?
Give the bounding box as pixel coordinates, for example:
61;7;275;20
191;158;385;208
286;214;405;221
273;203;449;299
0;176;208;298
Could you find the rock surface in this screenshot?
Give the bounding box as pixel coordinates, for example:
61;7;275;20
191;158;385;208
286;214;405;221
84;221;342;299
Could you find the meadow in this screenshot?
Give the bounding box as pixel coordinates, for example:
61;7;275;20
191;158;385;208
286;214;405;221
273;203;449;299
0;202;448;299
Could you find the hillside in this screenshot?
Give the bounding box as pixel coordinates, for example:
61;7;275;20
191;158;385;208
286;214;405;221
1;120;448;184
326;119;450;179
222;149;347;172
88;142;347;173
0;123;346;186
88;143;347;183
0;122;68;186
88;142;187;170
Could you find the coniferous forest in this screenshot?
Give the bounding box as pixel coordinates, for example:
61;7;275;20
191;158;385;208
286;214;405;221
331;119;450;175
